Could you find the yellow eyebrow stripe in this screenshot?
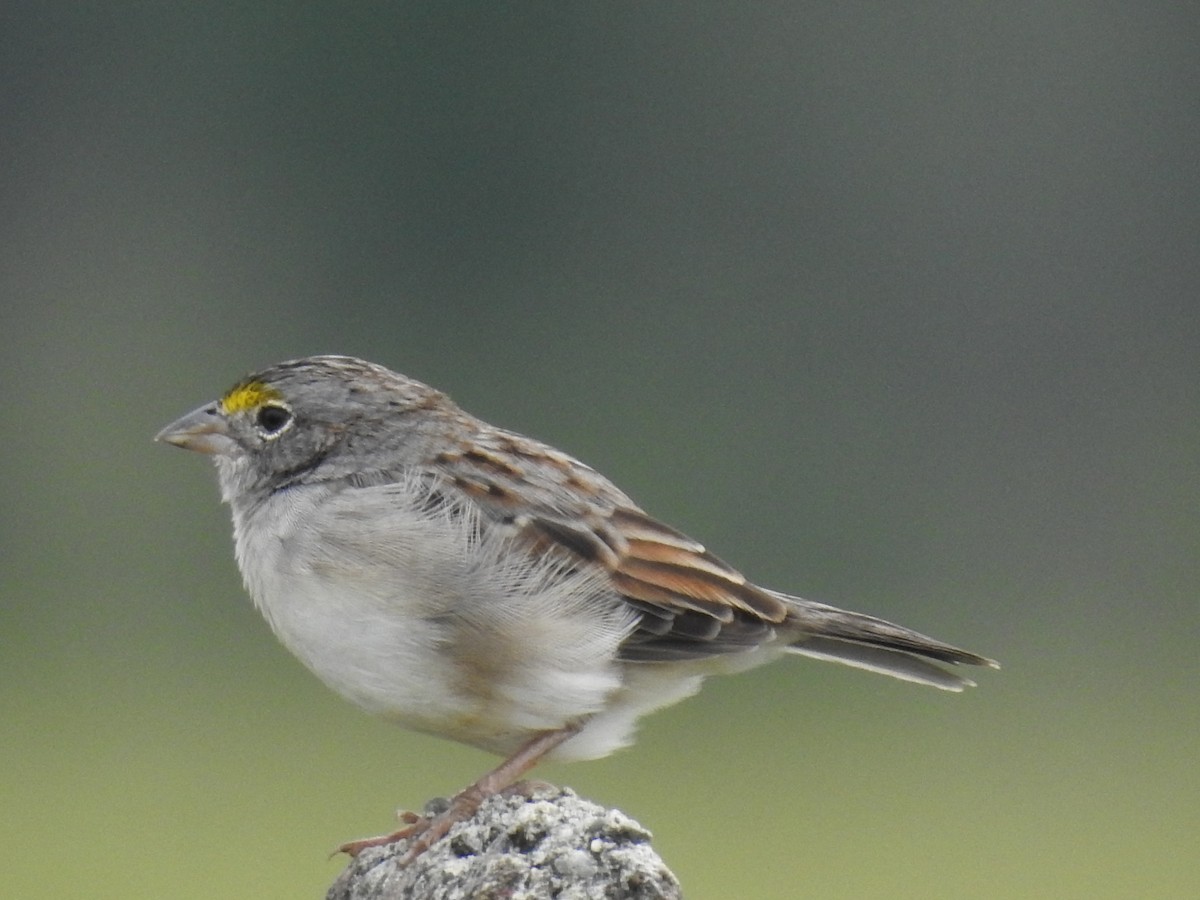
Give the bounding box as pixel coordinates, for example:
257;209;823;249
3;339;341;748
220;382;281;414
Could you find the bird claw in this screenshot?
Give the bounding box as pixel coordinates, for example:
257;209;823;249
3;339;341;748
337;727;583;864
336;810;426;857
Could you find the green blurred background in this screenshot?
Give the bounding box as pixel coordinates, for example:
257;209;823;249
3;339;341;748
2;3;1196;898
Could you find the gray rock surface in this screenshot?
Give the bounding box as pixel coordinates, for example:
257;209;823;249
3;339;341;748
327;784;682;900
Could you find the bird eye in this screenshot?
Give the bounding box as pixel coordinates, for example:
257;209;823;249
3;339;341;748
255;403;292;436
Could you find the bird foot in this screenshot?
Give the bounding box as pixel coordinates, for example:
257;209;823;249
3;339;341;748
337;725;582;864
336;810;424;857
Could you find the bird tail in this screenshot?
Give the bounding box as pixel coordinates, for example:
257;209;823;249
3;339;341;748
772;592;1000;692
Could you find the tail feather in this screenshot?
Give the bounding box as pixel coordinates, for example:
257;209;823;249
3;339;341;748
775;593;999;692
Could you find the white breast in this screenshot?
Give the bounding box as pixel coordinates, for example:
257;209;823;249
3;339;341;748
228;475;641;756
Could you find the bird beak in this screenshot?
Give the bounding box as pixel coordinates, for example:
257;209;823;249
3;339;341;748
155;404;235;455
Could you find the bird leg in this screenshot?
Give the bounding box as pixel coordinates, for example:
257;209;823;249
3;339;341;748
338;721;585;862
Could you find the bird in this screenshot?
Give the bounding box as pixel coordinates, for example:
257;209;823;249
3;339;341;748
156;354;997;862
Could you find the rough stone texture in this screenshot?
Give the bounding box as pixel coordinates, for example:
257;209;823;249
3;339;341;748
327;784;683;900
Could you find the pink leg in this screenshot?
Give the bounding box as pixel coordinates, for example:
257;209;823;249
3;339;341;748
338;722;583;862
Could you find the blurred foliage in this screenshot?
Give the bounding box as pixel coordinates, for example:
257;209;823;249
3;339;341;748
2;3;1196;898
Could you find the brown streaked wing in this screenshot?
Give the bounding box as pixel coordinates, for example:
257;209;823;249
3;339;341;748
429;429;789;638
607;508;788;624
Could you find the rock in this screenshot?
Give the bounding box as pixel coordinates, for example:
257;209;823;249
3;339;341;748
327;784;682;900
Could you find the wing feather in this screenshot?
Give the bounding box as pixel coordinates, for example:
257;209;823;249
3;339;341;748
426;428;997;678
